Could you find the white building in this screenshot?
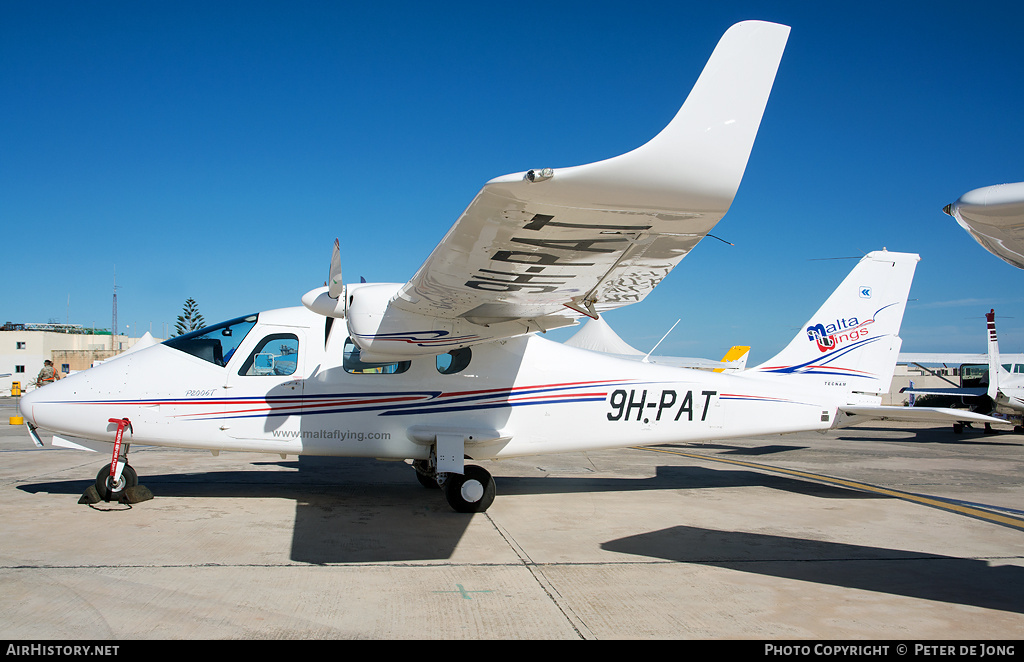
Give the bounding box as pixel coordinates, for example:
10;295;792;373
1;324;157;394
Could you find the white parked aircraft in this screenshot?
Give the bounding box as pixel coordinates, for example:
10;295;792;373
944;182;1024;269
17;21;1001;512
563;316;750;371
902;310;1024;434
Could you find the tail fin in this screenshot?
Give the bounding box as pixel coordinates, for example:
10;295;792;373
751;250;920;395
986;309;1004;401
715;345;750;373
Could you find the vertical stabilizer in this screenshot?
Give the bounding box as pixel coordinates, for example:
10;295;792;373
751;251;920;395
986;309;1003;401
714;345;751;373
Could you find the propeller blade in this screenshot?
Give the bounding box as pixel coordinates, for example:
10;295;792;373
328;238;343;299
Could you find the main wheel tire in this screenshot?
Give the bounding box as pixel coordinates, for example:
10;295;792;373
95;463;138;501
443;465;495;513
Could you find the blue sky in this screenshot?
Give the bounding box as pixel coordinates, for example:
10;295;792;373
3;1;1023;364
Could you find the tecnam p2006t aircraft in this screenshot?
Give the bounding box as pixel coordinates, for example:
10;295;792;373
18;21;999;512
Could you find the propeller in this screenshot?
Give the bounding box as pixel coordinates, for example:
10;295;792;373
328;238;343;299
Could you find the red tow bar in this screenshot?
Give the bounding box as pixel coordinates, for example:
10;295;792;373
108;417;133;480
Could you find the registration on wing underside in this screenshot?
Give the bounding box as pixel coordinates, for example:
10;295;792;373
395;189;717;322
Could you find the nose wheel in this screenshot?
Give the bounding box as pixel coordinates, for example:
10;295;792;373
79;417;152;505
95;463;138;501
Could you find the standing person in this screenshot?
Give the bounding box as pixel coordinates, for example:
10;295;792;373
36;359;61;387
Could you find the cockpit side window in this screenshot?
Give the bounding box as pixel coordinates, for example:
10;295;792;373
239;334;299;376
163;314;258;367
343;338;410;374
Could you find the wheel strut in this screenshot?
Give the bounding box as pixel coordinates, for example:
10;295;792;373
79;417;152;505
107;417;133;490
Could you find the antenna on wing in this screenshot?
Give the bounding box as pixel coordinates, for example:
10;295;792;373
328;238;343;299
642;319;681;363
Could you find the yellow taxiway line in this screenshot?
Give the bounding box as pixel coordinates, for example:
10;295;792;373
639;445;1024;531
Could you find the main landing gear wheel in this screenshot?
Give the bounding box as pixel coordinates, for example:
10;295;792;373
95;463;138;502
444;465;495;513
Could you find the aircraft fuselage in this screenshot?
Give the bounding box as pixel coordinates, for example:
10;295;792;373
20;306;839;461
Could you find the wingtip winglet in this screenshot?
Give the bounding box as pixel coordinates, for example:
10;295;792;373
487;20;790;214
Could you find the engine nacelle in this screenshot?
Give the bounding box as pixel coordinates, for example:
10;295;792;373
306;282;578;362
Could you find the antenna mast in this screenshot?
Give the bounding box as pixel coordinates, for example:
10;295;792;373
112;267;120;351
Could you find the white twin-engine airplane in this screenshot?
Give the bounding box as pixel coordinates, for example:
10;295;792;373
18;21;1001;512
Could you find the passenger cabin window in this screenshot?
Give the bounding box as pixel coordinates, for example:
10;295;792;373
343;338;410;374
436;347;471;374
163;315;258;367
239;334;299;376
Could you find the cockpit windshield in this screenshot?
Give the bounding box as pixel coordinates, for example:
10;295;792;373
163;314;258;367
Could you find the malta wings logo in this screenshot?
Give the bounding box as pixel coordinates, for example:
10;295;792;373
806;317;871;353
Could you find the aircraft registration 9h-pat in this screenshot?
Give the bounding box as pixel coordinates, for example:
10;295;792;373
18;21;1002;512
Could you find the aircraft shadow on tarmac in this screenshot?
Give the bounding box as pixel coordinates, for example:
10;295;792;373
667;443;809;456
835;427;1024;447
19;455;885;565
602;525;1024;614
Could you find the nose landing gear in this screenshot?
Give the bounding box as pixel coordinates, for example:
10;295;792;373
78;417;152;505
94;462;139;502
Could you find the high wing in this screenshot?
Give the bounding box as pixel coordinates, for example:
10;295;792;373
834;404;1001;428
306;21;790;361
945;181;1024;270
395;21;789;324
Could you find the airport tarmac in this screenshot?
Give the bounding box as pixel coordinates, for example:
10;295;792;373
1;396;1022;640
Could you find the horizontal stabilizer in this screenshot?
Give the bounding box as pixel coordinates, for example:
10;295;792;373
900;386;987;397
835;405;1002;429
898;353;989;364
